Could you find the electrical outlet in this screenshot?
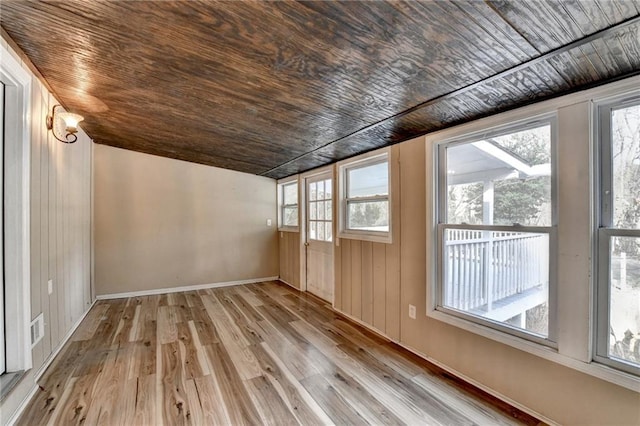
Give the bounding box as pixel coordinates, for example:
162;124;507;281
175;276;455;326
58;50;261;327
409;304;416;319
267;219;272;227
48;279;53;295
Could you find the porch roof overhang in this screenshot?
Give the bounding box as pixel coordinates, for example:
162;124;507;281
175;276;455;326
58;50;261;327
447;140;550;186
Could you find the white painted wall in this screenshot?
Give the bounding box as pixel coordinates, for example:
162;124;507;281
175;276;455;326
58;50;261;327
93;145;279;296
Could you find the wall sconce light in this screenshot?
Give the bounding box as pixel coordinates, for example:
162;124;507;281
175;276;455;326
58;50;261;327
46;105;84;143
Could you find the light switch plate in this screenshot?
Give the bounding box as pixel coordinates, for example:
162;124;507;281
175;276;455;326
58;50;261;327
409;304;416;319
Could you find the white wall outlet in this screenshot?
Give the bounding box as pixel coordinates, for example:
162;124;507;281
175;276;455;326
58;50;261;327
267;219;272;227
48;279;53;295
409;304;416;319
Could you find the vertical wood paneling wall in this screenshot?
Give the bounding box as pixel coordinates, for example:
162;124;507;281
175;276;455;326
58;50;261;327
1;33;92;422
334;145;402;340
278;230;301;289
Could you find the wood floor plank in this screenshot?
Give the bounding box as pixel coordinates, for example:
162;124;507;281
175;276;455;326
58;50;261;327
323;368;404;426
193;375;232;425
338;342;474;425
204;343;262;425
244;375;299;426
254;342;333;425
301;374;367;425
177;321;208;379
134;374;158;426
159;341;192;425
17;281;540;426
71;303;109;341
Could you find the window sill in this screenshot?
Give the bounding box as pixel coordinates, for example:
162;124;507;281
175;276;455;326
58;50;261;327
427;308;640;392
278;226;299;233
338;230;392;244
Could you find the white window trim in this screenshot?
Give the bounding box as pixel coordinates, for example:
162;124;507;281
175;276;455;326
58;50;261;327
594;92;640;377
1;44;32;374
277;175;299;232
337;148;392;244
426;74;640;393
435;115;558;347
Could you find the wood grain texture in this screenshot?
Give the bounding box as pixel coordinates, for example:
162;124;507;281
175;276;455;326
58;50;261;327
1;1;638;179
17;281;541;426
279;231;301;289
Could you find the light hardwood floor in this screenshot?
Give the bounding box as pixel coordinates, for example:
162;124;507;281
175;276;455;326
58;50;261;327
18;281;541;425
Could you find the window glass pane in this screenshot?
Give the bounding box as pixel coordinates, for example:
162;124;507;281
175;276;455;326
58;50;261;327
325;179;332;197
283;206;298;227
446;125;552;226
309;222;316;240
317;180;325;200
608;236;640;367
309;182;317;201
317;222;325;241
283;182;297;205
310;202;316;220
611;103;640;230
348;161;388;198
326;223;332;241
318;201;325;220
443;228;550;337
348;201;389;231
326;201;332;221
448;182;483;225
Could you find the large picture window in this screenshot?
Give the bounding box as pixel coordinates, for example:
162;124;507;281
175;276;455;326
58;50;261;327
437;119;556;343
596;95;640;376
338;150;391;243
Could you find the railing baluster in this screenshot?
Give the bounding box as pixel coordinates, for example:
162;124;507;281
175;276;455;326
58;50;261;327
453;245;458;309
445;231;549;312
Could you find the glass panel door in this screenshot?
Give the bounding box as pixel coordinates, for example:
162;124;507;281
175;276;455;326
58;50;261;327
305;172;334;302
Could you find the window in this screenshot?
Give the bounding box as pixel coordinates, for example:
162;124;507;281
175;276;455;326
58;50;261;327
338;150;391;243
278;179;298;230
596;95;640;376
436;119;556;344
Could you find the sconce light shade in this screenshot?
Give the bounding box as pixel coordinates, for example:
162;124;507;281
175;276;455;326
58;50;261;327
46;105;84;143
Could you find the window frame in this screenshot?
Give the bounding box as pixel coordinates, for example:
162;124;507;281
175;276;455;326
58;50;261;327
595;93;640;376
277;176;299;231
435;116;559;347
338;148;392;244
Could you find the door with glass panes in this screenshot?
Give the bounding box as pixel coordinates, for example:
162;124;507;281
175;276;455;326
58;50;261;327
305;172;334;302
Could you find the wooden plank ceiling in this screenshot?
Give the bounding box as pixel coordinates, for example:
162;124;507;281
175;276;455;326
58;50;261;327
1;1;639;179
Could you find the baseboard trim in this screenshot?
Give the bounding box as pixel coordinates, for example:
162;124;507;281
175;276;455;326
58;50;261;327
6;299;97;426
333;307;556;426
96;276;280;300
277;278;300;290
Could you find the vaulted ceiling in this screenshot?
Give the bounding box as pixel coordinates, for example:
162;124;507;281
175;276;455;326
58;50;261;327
1;1;639;179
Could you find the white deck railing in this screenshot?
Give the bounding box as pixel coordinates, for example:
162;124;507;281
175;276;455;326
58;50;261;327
444;230;548;313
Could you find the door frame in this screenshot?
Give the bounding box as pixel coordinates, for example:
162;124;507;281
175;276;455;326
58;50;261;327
299;165;335;303
1;43;33;373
